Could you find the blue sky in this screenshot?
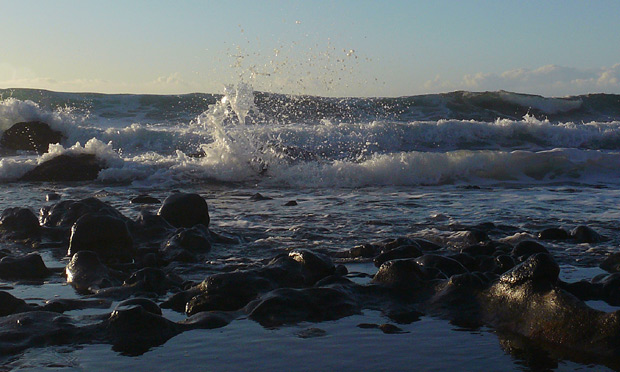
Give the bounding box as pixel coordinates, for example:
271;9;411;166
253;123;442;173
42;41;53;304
1;0;619;97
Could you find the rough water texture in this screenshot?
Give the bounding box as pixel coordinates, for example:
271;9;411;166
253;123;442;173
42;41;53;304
1;87;620;371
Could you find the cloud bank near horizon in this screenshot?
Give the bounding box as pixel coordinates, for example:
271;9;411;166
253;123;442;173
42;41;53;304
1;62;619;97
425;64;620;97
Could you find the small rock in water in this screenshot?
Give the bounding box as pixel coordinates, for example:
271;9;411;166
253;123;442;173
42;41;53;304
538;227;569;240
378;323;407;334
158;193;210;228
296;327;327;338
46;193;61;202
249;193;272;201
130;194;161;204
283;200;298;206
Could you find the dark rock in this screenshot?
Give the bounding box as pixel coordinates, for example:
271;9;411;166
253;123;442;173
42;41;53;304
0;121;64;154
288;250;335;285
246;286;359;327
162;226;211;253
296;327;327;338
571;225;604;243
122;267;183;295
130;194;161;204
249;193;272;201
412;238;442;251
283;200;298;206
372;259;426;287
511;241;549;261
65;251;121;293
499;253;559;288
42;197;126;228
20;154;105;182
158;193;210;228
383;237;416;250
46;192;61;202
461;244;496;257
378;323;407;334
538;227;569;240
0;207;40;236
0;291;29;316
374;244;423;267
494;254;515;274
68;214;135;262
415;254;469;278
0;253;50;279
600;252;620;273
347;243;378;258
115;298;162;316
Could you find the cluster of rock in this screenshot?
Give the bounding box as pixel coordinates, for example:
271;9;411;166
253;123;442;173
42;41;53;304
1;191;620;366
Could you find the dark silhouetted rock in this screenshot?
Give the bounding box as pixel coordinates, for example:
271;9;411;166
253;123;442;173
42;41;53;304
373;259;426;287
68;214;135;262
538;227;569;240
65;251;120;293
499;253;559;288
0;207;40;236
250;193;272;201
158;193;210;228
130;194;161;204
374;244;423;267
600;252;620;273
0;253;50;279
571;225;604;243
20;154;105;182
511;241;549;261
415;254;468;278
41;197;125;228
0;121;64;154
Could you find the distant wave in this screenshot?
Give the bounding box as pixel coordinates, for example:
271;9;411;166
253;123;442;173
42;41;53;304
1;88;619;123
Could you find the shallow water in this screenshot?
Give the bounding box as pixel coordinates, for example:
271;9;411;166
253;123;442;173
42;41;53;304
1;182;620;371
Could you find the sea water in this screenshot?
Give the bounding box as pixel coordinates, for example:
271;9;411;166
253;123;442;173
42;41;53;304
1;87;620;371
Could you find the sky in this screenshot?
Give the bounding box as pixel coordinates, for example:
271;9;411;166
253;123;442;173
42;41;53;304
1;0;619;97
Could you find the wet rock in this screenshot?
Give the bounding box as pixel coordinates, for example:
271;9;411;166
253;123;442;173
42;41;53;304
42;197;126;228
296;327;327;338
20;154;105;182
538;227;570;240
412;238;442;251
347;243;378;259
161;225;211;263
246;286;359;327
68;214;135;262
0;207;40;237
130;210;175;243
65;251;122;293
372;259;426;288
511;241;549;262
461;244;496;257
0;121;64;154
0;311;78;355
249;193;272;201
374;244;423;267
0;253;50;280
499;253;559;288
130;194;161;204
115;298;162;316
288;249;335;285
158;193;210;228
122;267;183;295
283;200;298;206
600;252;620;273
415;254;468;278
571;225;604;243
46;192;61;202
0;291;30;316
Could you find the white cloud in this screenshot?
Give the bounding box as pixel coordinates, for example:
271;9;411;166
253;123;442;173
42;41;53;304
425;64;620;97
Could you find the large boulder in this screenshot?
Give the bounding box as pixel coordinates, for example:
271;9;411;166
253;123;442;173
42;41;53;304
158;193;210;228
20;154;106;182
41;197;126;228
0;121;64;154
68;214;135;262
0;253;50;280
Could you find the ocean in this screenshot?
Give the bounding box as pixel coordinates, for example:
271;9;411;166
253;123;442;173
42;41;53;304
1;86;620;371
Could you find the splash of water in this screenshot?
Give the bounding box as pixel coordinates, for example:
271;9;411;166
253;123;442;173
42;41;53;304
193;82;268;176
